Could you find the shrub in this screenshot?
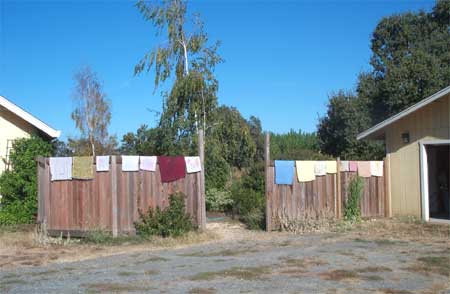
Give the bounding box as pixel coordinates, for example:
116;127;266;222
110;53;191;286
206;188;233;212
0;136;53;225
344;176;364;222
231;183;265;230
135;192;194;237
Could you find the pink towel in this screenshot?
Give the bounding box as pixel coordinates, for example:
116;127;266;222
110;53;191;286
357;161;371;178
349;161;358;172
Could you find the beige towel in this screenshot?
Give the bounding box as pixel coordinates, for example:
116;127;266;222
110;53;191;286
370;161;384;177
340;161;350;172
296;161;316;182
325;161;337;174
314;161;327;176
357;161;371;178
72;156;93;179
49;157;72;181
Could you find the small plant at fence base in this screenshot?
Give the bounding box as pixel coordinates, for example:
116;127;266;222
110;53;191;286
277;208;336;234
344;176;364;222
135;192;194;238
206;188;233;212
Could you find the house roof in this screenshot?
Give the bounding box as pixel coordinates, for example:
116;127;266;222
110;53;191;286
0;95;61;138
357;85;450;140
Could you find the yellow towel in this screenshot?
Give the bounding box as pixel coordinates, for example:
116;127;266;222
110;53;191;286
296;161;316;182
325;161;337;174
72;156;93;179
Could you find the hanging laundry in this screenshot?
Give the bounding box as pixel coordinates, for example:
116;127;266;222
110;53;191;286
72;156;93;179
140;156;157;172
122;155;139;172
158;156;186;182
275;160;295;185
49;157;72;181
340;161;350;172
296;161;316;182
370;161;384;177
314;161;327;176
185;156;202;173
96;156;110;172
357;161;371;178
349;161;358;172
325;161;337;174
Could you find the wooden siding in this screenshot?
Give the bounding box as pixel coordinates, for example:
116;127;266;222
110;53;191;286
385;93;450;217
37;156;205;236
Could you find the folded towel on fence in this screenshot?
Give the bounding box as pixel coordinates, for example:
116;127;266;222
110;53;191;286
340;161;350;172
357;161;371;178
72;156;93;179
370;161;384;177
325;161;337;174
158;156;186;182
96;156;110;172
296;161;316;182
314;161;327;176
349;161;358;172
185;156;202;173
140;156;157;171
50;157;72;181
275;160;295;185
122;155;139;172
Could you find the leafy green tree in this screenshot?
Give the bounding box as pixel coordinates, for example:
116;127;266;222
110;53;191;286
135;0;222;152
270;129;329;160
0;136;53;224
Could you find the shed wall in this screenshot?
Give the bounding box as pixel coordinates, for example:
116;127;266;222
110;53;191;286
385;93;450;217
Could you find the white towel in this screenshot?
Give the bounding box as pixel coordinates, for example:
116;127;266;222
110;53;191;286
140;156;157;171
314;161;327;176
50;157;72;181
122;155;139;172
340;161;350;172
96;156;110;172
185;156;202;173
370;161;384;177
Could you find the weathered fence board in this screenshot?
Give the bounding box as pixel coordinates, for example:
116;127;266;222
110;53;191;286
37;156;205;236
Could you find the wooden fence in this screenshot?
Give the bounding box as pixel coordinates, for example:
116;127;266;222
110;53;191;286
264;134;390;231
37;132;206;237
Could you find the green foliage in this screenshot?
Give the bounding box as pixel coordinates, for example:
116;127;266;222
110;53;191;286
205;188;233;212
135;193;194;237
204;142;231;190
0;136;53;225
270;129;331;160
344;176;364;222
318;2;449;159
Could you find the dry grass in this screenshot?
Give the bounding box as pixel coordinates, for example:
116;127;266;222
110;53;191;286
179;247;258;257
82;282;155;293
404;256;450;277
378;289;413;294
319;269;359;281
188;266;272;281
188;288;217;294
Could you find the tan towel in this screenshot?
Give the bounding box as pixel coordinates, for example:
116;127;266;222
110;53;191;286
314;161;327;176
296;161;316;182
370;161;384;177
325;161;337;174
357;161;371;178
72;156;93;179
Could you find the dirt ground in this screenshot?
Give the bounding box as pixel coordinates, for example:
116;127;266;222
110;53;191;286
0;218;449;294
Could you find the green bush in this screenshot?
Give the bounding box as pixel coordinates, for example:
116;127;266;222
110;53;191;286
0;136;53;225
206;188;233;212
231;182;265;230
344;176;364;222
135;192;194;237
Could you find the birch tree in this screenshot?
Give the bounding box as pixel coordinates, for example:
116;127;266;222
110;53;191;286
71;66;114;157
135;0;222;151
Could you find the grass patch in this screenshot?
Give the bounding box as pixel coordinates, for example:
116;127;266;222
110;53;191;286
117;271;137;277
134;256;169;265
28;269;59;277
188;266;272;281
378;289;413;294
362;275;384;281
358;266;392;273
180;248;258;257
188;288;217;294
83;282;155;293
320;269;358;281
1;273;19;279
144;270;159;275
404;256;450;277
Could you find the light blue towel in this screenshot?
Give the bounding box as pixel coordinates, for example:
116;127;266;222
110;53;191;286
275;160;295;185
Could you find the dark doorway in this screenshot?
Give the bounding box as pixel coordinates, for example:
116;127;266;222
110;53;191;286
426;145;450;220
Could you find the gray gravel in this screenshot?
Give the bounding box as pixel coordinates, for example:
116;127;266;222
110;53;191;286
1;232;449;294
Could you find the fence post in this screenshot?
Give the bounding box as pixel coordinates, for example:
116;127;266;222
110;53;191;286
111;156;118;237
264;132;271;231
384;155;392;218
198;129;206;231
336;157;341;219
36;156;45;223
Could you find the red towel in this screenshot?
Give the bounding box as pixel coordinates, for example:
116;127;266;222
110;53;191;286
158;156;186;183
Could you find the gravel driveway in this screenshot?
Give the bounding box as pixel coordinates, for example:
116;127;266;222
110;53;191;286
1;220;449;294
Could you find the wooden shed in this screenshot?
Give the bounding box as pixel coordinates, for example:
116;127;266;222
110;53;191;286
358;86;450;223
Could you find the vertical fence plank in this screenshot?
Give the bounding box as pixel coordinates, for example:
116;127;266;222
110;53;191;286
111;156;118;237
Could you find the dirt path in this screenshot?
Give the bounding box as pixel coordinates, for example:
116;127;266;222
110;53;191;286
1;219;449;294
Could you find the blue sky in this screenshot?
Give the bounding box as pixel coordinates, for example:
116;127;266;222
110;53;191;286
0;0;435;141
